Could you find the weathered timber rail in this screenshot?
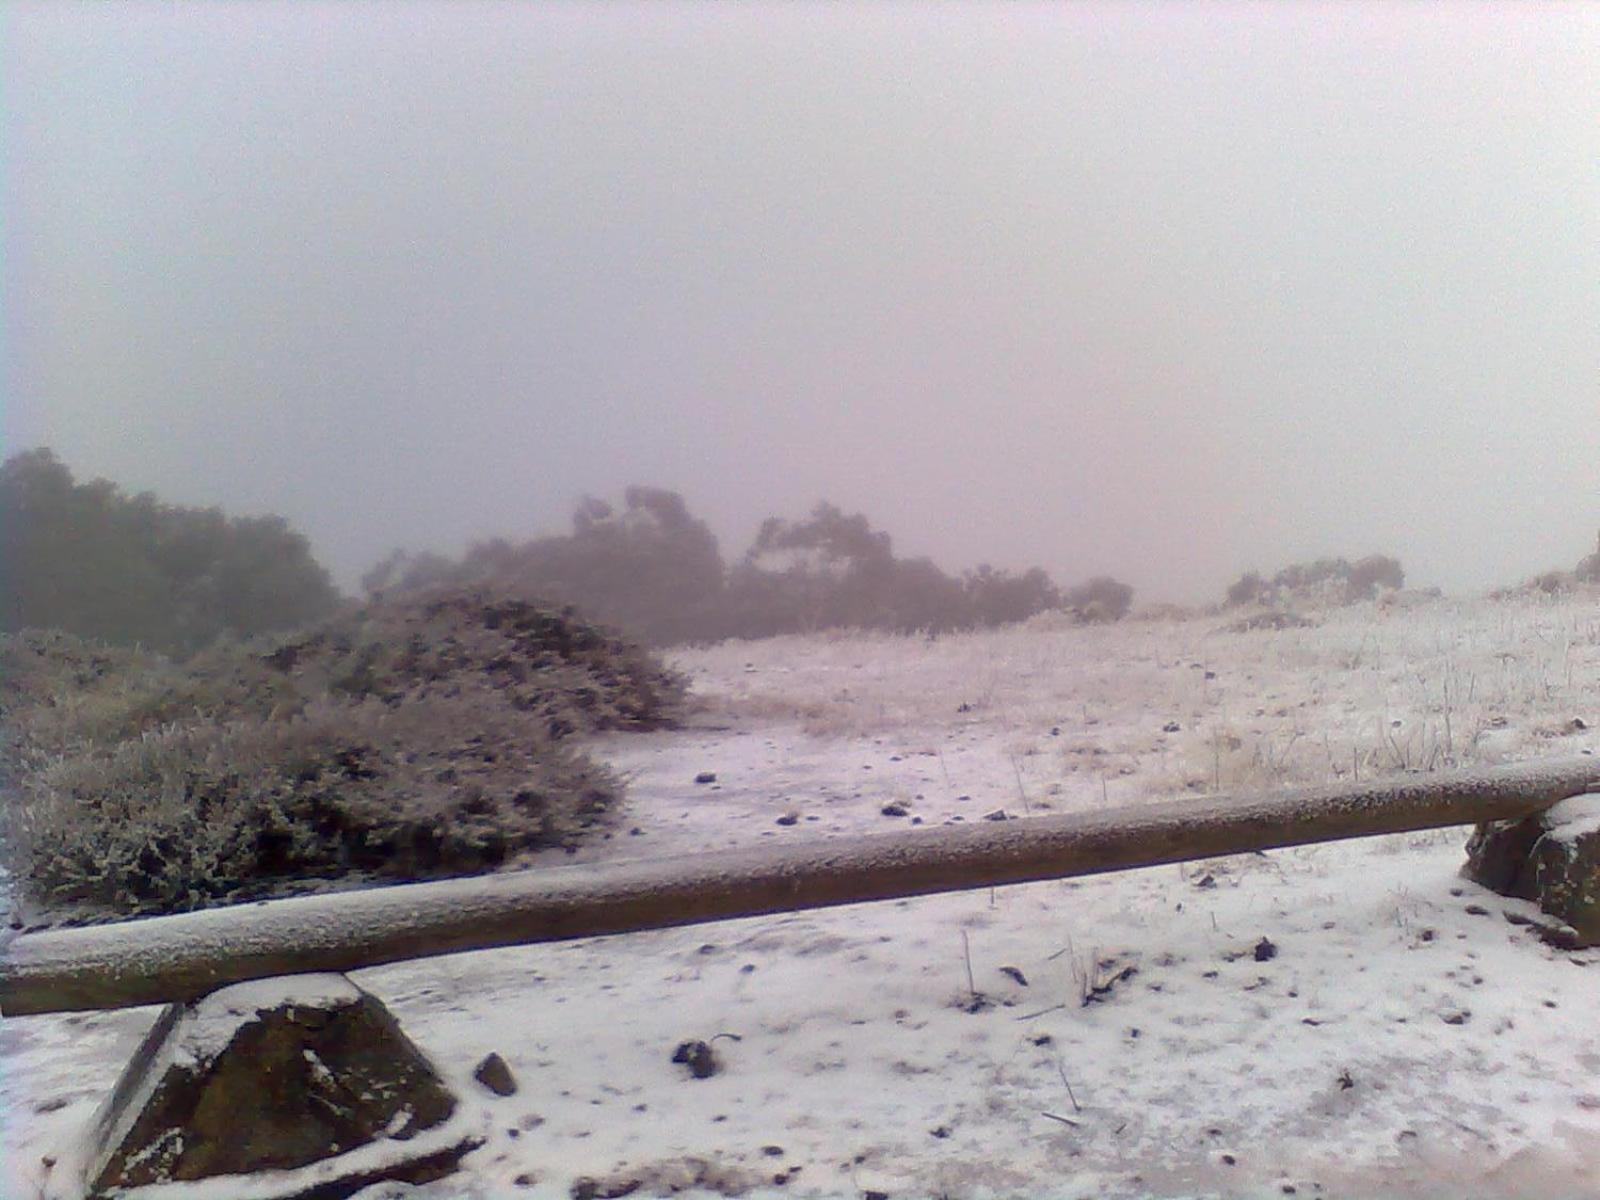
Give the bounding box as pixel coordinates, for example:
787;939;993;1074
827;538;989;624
3;755;1598;1017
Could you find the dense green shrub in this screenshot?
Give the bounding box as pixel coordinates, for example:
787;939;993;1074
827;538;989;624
1;587;686;922
0;448;341;656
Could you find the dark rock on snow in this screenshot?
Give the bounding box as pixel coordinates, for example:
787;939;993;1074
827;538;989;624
84;973;476;1200
473;1052;519;1097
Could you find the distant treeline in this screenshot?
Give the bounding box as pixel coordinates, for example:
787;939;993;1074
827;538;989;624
1;449;340;656
0;451;1129;655
1223;555;1406;609
363;487;1134;644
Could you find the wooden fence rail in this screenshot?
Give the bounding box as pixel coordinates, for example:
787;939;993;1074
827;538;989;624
3;755;1598;1017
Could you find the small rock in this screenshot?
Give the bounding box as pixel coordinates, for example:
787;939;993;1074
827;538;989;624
1254;937;1278;962
694;772;717;785
1463;818;1544;898
998;966;1029;987
671;1040;719;1079
1464;904;1490;916
1441;1010;1470;1025
473;1052;518;1097
761;1145;785;1157
1162;722;1181;733
775;813;799;826
880;802;909;817
982;809;1011;822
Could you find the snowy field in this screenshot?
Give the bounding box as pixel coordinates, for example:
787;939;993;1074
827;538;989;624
3;592;1599;1200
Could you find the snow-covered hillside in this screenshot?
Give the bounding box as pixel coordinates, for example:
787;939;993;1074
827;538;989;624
3;592;1598;1200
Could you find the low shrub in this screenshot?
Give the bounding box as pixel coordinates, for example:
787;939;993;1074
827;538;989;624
1573;531;1600;584
1223;554;1404;609
1;587;686;922
13;695;617;917
1062;576;1135;620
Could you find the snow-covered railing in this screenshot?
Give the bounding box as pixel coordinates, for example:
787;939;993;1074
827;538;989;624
4;755;1598;1018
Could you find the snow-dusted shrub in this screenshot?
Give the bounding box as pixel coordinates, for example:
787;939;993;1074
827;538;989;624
1574;529;1600;583
13;694;617;918
260;586;688;735
1061;576;1134;620
1224;554;1404;609
1;587;686;921
1224;572;1269;608
1347;554;1405;599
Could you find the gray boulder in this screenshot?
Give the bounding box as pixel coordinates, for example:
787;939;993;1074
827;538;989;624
1463;793;1600;946
1527;796;1600;944
84;972;479;1200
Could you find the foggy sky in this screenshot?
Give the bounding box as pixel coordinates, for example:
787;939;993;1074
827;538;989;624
6;2;1596;603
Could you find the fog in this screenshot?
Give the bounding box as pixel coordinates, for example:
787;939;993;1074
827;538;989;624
6;3;1595;604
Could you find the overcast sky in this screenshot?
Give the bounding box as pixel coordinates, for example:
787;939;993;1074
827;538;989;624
5;2;1596;602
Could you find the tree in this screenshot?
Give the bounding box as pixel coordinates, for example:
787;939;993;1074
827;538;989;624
0;449;341;655
965;564;1061;627
360;487;728;645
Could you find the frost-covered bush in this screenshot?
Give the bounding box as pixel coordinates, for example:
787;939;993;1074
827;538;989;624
1572;530;1600;584
1062;576;1135;620
13;695;617;917
260;586;687;736
1;587;686;922
1223;554;1404;609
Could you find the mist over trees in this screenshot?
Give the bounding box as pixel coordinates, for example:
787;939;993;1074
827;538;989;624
364;491;1133;644
0;452;1126;656
1224;554;1406;609
0;449;341;656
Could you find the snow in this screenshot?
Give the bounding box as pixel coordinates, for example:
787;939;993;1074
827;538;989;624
1539;794;1600;844
4;592;1599;1199
181;973;365;1064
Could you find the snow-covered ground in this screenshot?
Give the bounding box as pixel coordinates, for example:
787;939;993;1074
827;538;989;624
3;592;1599;1200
